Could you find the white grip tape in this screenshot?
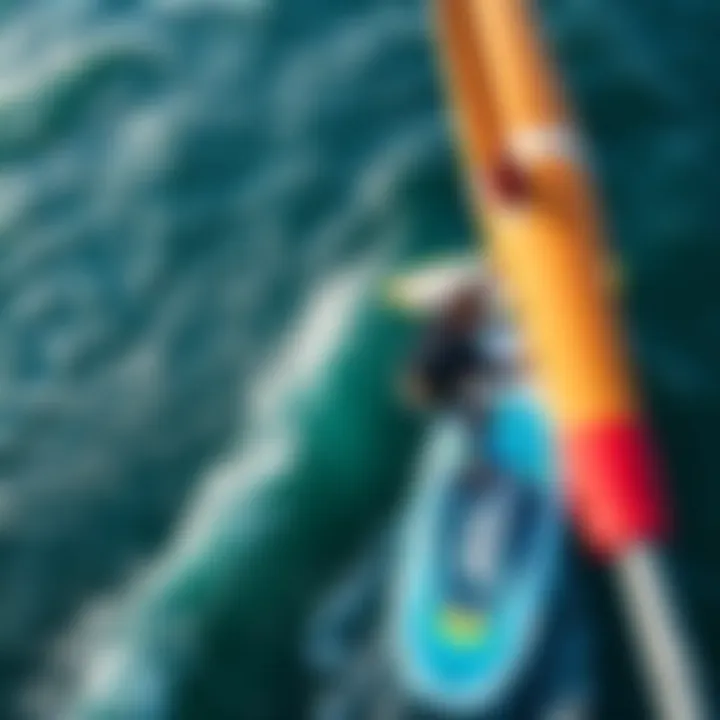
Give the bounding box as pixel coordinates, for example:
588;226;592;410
509;125;584;165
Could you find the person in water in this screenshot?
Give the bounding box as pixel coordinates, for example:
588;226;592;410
401;278;534;608
401;280;495;418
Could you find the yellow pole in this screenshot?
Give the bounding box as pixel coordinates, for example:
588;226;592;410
435;0;666;558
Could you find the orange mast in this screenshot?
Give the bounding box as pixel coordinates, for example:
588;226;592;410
436;0;663;560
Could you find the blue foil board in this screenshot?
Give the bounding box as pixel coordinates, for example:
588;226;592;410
390;386;563;714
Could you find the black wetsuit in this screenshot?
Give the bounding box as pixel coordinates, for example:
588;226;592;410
410;322;488;406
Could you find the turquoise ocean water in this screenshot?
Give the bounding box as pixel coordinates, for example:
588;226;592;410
0;0;719;717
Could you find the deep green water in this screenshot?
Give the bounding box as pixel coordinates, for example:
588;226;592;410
0;0;719;718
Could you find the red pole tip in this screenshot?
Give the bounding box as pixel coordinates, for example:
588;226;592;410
563;421;671;558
